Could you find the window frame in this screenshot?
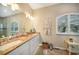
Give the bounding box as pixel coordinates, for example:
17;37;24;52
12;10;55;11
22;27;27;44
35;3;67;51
56;13;79;35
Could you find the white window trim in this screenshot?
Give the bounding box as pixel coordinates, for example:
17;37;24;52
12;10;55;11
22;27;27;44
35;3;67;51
56;13;79;35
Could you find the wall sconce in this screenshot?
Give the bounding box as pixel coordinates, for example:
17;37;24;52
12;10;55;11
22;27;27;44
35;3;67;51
25;11;34;20
25;12;30;18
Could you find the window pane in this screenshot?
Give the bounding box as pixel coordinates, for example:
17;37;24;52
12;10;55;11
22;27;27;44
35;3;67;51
57;15;68;33
70;14;79;33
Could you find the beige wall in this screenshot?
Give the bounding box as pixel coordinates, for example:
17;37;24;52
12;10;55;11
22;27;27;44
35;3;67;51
33;3;79;49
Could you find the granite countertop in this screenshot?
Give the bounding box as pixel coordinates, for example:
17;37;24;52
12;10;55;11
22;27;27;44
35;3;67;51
0;33;39;55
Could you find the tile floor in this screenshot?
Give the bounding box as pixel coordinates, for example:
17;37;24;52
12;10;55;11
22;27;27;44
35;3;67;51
43;48;78;55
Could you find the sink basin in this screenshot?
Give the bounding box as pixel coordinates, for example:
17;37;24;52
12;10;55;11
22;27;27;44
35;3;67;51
0;40;22;51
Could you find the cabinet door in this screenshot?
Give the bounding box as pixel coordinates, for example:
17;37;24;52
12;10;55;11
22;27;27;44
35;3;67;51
30;35;40;54
8;41;30;55
7;35;42;55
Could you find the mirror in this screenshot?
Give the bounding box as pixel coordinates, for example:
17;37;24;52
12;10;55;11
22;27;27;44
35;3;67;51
11;22;19;35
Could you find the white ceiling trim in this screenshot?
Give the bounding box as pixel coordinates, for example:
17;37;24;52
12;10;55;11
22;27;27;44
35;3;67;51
29;3;57;10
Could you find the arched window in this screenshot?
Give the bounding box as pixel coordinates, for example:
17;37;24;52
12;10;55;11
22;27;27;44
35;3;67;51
56;13;79;35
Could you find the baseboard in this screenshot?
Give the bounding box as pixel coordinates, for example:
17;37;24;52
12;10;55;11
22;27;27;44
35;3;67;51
54;46;66;51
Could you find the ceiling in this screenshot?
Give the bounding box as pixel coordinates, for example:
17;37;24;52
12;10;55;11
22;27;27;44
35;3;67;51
0;3;57;17
0;4;21;17
29;3;57;10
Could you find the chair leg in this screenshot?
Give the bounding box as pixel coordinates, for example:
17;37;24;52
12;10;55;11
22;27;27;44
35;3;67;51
69;51;71;55
68;50;71;55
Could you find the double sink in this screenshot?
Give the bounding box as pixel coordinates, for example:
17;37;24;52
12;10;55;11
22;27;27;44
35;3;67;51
0;32;35;46
0;32;38;55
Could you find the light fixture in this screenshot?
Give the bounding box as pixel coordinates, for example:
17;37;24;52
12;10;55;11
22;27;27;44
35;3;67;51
11;4;20;11
25;11;32;19
25;13;34;20
1;3;9;6
1;3;20;11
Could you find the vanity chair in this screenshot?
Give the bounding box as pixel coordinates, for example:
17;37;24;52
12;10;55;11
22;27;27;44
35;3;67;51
64;38;79;55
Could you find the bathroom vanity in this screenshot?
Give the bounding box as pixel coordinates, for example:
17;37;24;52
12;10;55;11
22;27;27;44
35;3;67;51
0;33;42;55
